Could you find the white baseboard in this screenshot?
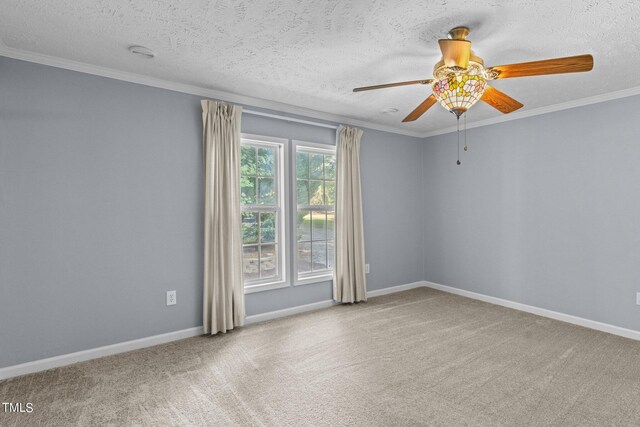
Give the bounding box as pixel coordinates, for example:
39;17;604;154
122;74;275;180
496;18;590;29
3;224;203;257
245;299;337;324
367;281;427;297
0;327;203;381
0;281;419;380
423;281;640;341
245;281;426;324
8;280;631;381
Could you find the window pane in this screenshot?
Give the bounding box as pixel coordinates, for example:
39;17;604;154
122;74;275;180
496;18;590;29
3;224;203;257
298;242;311;274
296;151;309;178
294;147;336;280
242;212;258;244
309;180;324;205
260;212;276;243
312;241;327;271
241;145;256;176
260;244;278;279
258;147;276;176
297;210;311;242
311;211;326;240
241;177;256;205
258;178;276;205
240;140;284;287
324;155;336;179
325;181;335;205
327;241;334;270
296;179;309;205
327;210;335;240
243;246;259;281
309;153;324;179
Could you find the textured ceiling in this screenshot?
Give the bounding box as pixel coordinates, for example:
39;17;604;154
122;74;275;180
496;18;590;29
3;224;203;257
1;0;639;135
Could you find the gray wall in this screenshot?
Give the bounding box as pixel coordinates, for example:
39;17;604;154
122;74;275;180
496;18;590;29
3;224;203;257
5;52;636;369
0;56;424;367
422;95;640;332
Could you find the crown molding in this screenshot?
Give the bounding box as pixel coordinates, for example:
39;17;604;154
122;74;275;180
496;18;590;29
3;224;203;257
0;40;424;138
421;85;640;138
3;40;640;140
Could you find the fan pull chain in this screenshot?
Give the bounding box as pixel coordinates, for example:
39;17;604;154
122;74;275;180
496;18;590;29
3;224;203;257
456;116;461;165
463;113;468;152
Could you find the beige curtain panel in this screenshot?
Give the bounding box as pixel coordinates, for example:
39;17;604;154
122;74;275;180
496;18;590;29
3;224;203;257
333;126;367;303
201;100;245;334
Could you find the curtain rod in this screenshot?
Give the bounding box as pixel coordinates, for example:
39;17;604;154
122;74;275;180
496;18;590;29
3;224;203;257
243;109;339;130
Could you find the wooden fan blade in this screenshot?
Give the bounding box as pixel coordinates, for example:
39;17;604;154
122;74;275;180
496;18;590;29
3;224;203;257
438;39;471;69
486;54;593;79
402;95;438;122
353;79;433;92
481;86;524;114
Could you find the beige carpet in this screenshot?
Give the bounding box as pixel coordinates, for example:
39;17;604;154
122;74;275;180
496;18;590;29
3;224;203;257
2;287;640;426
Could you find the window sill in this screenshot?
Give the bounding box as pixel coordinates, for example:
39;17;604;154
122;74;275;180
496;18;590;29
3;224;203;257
244;280;289;294
295;274;333;287
243;274;333;293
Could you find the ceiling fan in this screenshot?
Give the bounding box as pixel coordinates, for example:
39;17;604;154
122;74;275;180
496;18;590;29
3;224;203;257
353;27;594;123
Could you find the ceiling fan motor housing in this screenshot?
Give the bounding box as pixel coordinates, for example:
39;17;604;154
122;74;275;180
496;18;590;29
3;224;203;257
434;28;486;80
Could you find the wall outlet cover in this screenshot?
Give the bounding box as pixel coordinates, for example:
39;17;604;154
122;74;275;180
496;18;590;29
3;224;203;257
167;290;176;306
365;264;370;274
636;292;640;306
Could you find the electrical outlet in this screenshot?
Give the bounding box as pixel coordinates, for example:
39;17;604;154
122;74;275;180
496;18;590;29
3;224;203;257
166;290;176;306
365;264;370;274
636;292;640;306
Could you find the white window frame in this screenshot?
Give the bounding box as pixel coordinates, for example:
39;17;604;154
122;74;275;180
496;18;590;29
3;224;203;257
292;140;337;286
240;134;290;294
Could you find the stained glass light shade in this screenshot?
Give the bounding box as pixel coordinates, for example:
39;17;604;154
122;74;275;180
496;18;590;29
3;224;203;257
432;75;487;117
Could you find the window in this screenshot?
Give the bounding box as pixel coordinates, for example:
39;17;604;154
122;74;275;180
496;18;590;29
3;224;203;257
240;137;287;291
294;143;336;281
239;135;335;291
